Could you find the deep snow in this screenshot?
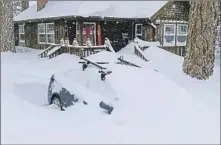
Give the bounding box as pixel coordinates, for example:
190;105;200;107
1;44;220;144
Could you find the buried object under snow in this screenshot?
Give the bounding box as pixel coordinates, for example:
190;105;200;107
99;101;114;114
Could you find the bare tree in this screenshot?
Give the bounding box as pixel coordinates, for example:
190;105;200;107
182;1;218;80
0;0;16;52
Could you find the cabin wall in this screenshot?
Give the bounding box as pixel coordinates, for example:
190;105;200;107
152;1;189;56
14;24;19;46
24;23;39;49
54;20;65;44
14;18;154;51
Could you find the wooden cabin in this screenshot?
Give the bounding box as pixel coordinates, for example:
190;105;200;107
13;0;167;52
151;1;190;56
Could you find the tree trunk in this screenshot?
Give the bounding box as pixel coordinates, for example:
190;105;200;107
0;0;16;52
182;1;218;80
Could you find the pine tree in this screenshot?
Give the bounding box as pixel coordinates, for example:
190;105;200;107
13;0;29;17
13;0;21;17
182;1;218;80
0;0;16;52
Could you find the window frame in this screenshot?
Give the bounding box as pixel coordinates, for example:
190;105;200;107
38;23;46;44
19;24;25;43
163;24;176;46
38;23;55;44
176;24;188;46
135;24;143;37
46;23;55;44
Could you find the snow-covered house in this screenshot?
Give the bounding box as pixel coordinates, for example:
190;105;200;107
150;1;190;56
13;0;167;51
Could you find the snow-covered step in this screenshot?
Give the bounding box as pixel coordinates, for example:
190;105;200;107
47;45;62;59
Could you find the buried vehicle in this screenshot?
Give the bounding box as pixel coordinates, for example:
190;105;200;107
47;57;115;114
48;74;81;111
48;74;114;114
47;56;141;113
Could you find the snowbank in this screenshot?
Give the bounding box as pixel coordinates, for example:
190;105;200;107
1;45;220;144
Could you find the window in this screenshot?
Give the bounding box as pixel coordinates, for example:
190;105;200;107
19;24;25;43
163;24;175;46
38;23;55;44
38;23;46;44
76;22;96;46
135;24;143;37
46;23;55;44
176;24;188;46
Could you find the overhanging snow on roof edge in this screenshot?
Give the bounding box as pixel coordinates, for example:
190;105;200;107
14;1;168;22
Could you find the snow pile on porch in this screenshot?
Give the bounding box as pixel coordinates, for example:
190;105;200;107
134;37;161;47
1;45;220;144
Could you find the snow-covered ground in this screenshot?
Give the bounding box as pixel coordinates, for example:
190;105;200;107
1;43;220;144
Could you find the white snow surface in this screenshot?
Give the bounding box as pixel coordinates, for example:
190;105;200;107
1;44;220;144
14;1;167;21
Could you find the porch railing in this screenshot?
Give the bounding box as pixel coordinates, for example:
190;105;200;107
45;38;113;59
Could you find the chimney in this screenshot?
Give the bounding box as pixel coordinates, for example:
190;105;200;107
37;0;48;11
21;0;29;11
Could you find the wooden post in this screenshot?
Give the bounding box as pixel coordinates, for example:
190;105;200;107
79;21;84;46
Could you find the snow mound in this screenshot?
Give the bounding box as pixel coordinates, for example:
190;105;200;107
1;45;220;144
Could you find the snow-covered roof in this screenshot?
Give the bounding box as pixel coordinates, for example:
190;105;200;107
14;1;168;22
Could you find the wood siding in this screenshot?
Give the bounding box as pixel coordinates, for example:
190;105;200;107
151;1;190;56
14;24;19;46
14;17;154;51
54;20;65;44
24;23;38;48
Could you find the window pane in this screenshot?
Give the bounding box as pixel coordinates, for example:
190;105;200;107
177;36;187;43
137;29;142;35
165;25;175;35
137;25;142;29
164;36;174;43
47;24;54;33
39;34;46;43
136;24;142;35
47;34;55;43
38;24;45;33
178;25;187;35
20;34;25;41
19;25;24;33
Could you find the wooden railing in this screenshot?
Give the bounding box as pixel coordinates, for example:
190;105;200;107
46;38;114;59
38;44;60;58
134;45;149;62
47;45;108;59
69;45;108;57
